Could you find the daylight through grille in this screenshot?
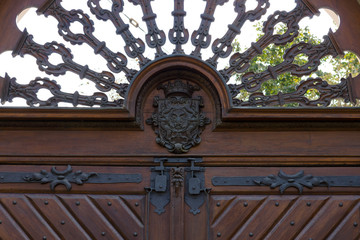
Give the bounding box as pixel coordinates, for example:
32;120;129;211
0;0;359;107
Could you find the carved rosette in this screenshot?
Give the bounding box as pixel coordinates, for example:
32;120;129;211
146;80;210;153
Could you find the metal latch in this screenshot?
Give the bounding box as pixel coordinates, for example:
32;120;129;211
154;159;167;192
188;158;202;195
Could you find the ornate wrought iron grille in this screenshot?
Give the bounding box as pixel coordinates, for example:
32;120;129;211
0;0;358;108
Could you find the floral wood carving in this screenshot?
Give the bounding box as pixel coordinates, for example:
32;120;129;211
146;80;210;154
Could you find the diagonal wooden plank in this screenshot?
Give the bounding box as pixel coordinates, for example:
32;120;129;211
264;196;329;240
232;195;298;240
210;195;236;224
119;195;146;225
0;203;29;240
58;195;124;240
90;195;144;240
28;194;91;240
326;201;360;240
0;194;60;240
211;196;266;240
295;196;360;240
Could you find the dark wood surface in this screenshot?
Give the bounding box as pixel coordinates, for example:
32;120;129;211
0;0;360;239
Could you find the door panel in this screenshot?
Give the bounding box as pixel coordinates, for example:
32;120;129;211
206;167;360;240
0;164;359;239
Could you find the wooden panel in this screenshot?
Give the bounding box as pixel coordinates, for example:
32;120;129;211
206;166;360;239
0;194;149;240
90;195;145;240
266;196;328;239
327;202;360;239
1;130;360;159
208;195;360;240
211;196;267;239
0;194;60;239
295;196;360;240
0;203;29;240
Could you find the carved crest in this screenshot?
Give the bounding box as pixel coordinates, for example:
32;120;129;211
146;80;210;153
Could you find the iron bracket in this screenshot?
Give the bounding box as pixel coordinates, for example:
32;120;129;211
0;165;142;191
146;158;209;215
212;170;360;194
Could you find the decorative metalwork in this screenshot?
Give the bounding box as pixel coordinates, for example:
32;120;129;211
206;0;269;67
87;0;150;66
191;0;229;58
14;31;130;95
0;165;143;190
22;165;142;190
184;158;209;215
1;73;123;107
23;165;97;190
212;170;360;194
231;76;355;107
128;0;166;57
169;0;189;54
39;0;134;75
0;0;357;108
146;159;170;215
220;0;317;80
253;170;328;194
146;158;208;215
146;80;210;153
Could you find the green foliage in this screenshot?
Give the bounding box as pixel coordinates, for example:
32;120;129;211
232;22;360;107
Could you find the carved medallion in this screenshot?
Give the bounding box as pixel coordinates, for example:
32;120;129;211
146;80;210;153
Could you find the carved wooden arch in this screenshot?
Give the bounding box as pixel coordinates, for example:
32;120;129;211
128;55;225;123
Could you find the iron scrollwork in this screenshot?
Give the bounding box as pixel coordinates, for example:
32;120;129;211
23;165;97;191
146;80;210;154
169;0;189;54
0;73;123;107
0;165;142;191
253;170;328;194
212;170;360;194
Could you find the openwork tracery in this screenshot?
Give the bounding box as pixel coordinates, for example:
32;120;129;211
0;0;358;107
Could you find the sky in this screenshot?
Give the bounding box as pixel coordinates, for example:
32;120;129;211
0;0;341;106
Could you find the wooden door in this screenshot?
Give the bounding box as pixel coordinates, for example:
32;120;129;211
1;0;360;239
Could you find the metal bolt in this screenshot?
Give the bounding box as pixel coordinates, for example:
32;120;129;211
107;202;112;206
217;232;221;237
12;201;17;205
243;202;248;207
75;201;80;206
249;232;254;237
133;232;138;237
290;221;295;226
135;202;139;207
354;222;358;227
43;237;47;240
0;220;2;224
44;201;49;205
61;221;65;225
216;202;221;207
275;202;279;207
306;202;311;207
339;202;343;207
101;232;106;236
